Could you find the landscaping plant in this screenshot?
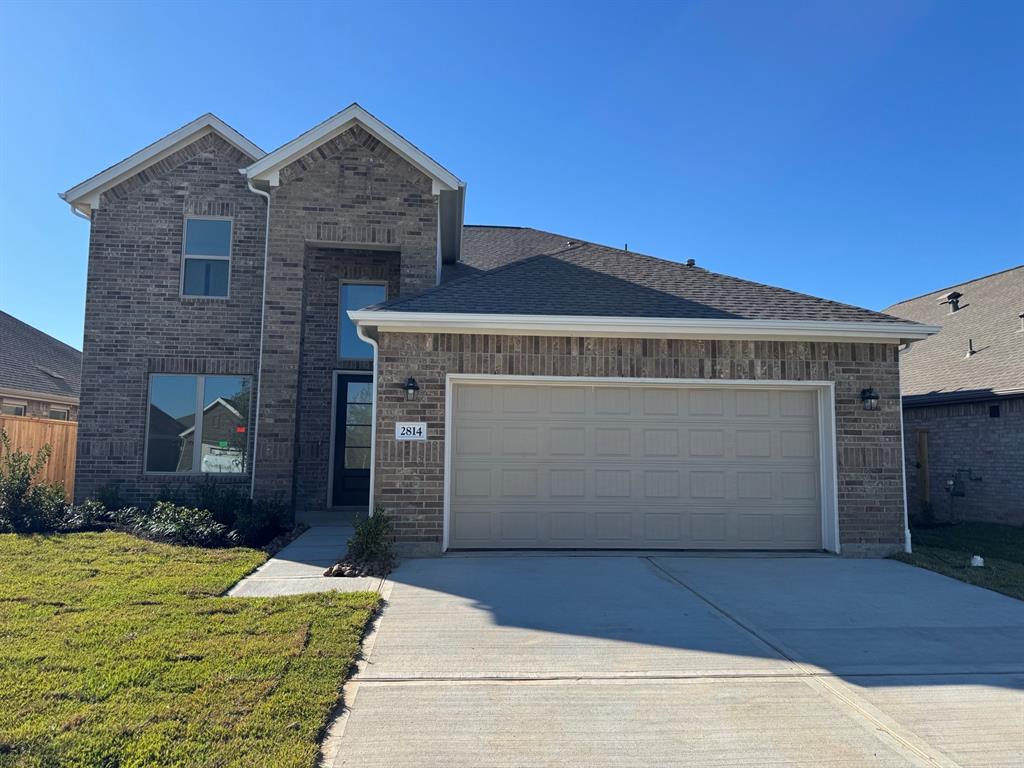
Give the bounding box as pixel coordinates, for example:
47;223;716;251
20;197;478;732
0;429;68;533
325;506;395;577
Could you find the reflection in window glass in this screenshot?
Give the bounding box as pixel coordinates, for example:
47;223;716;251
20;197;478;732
199;376;250;473
182;218;231;297
184;219;231;256
345;447;371;469
183;259;229;296
146;375;197;472
47;408;69;421
347;381;373;404
145;374;250;473
339;283;386;359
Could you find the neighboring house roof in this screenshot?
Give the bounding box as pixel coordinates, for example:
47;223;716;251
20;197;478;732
0;311;82;402
884;265;1024;405
60;114;265;217
354;227;932;343
177;397;244;437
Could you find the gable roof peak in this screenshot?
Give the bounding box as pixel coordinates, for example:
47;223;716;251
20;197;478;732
61;113;265;218
243;103;463;194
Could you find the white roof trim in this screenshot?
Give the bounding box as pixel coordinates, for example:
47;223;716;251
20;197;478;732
350;311;941;343
243;103;463;194
61;114;265;217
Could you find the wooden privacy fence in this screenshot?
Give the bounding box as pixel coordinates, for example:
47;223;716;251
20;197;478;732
0;414;77;499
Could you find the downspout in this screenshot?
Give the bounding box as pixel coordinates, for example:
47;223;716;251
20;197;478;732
897;342;912;554
244;175;272;499
355;321;379;518
899;389;912;554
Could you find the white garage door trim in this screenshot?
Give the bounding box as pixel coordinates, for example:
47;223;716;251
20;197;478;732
443;374;840;553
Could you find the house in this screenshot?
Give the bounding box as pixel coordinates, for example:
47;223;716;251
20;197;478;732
885;266;1024;525
61;104;938;556
0;311;81;421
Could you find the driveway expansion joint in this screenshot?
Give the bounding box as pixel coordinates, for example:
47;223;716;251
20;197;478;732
644;556;965;768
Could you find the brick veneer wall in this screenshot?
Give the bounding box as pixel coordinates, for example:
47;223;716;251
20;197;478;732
373;333;907;557
253;125;439;502
75;134;264;504
902;396;1024;525
294;248;401;511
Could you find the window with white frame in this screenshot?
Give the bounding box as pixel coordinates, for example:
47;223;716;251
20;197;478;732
181;218;232;297
1;401;26;416
145;374;251;473
338;282;386;359
47;407;69;421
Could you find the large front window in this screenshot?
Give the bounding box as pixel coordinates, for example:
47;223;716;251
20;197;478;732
339;283;386;359
145;374;251;473
181;218;232;297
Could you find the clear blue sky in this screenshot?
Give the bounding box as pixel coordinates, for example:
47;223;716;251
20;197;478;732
1;0;1021;349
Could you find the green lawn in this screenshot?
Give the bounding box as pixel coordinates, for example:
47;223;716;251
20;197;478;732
0;533;379;768
894;522;1024;601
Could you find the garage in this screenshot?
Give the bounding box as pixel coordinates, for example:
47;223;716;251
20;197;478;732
447;378;832;551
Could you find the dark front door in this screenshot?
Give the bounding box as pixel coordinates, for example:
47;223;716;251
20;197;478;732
332;374;373;507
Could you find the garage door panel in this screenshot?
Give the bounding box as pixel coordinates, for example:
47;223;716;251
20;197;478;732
449;383;823;550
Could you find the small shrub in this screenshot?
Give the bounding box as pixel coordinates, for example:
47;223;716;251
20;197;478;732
229;496;289;548
346;507;394;563
60;499;111;531
94;482;124;513
121;502;228;547
195;479;247;528
0;429;68;533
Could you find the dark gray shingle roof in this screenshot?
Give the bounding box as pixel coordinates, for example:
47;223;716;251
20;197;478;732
0;312;82;401
388;226;908;323
884;266;1024;404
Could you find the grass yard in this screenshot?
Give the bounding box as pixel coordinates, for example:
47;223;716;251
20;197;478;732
894;522;1024;601
0;532;379;768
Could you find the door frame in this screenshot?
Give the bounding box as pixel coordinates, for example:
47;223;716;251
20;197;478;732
443;374;840;553
327;369;374;510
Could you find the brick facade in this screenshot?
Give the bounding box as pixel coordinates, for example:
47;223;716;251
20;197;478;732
75;134;264;504
902;396;1024;525
294;248;401;511
252;125;439;502
76;124;439;509
73;119;915;557
374;333;907;557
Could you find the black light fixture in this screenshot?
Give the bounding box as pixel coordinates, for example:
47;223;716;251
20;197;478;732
860;387;880;411
404;377;420;401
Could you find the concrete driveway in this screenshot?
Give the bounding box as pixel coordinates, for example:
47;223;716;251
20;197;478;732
324;555;1024;767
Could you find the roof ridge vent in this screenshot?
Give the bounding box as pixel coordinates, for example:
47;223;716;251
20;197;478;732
940;290;963;313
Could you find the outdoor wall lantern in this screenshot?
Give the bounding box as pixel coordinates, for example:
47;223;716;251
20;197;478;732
404;377;420;401
860;387;880;411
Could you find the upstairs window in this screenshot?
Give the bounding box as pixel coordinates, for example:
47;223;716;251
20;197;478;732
47;407;69;421
1;401;26;417
339;283;386;359
182;218;232;297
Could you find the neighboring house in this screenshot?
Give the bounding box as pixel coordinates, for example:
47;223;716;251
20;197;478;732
61;104;938;557
0;311;81;421
885;266;1024;525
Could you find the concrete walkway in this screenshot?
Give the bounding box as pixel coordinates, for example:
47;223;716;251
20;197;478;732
324;555;1024;767
227;525;383;596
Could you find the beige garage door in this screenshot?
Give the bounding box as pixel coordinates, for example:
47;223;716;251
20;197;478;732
449;382;823;550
